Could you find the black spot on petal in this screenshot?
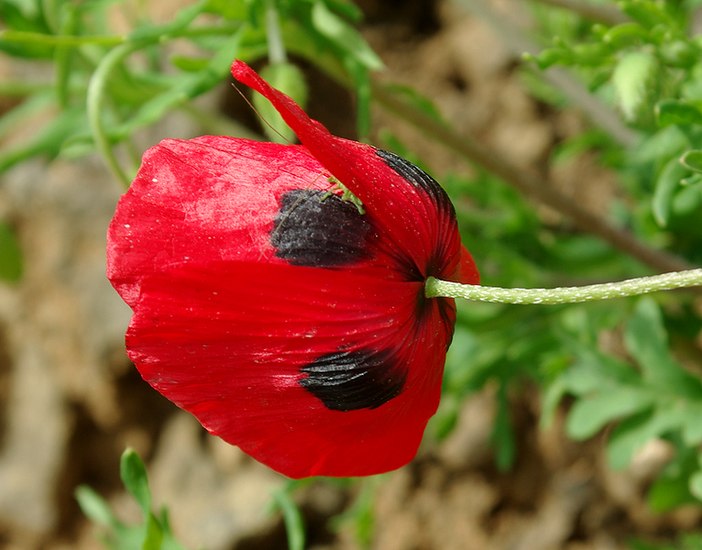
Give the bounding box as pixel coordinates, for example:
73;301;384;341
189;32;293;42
375;149;454;214
271;189;372;267
300;349;406;411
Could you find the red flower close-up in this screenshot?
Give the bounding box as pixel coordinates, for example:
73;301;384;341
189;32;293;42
106;60;479;478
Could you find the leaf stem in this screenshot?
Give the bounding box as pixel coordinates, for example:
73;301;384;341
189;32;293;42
87;42;141;188
425;269;702;304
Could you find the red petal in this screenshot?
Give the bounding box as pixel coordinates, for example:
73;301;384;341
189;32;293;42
107;136;336;307
231;60;477;284
127;261;451;477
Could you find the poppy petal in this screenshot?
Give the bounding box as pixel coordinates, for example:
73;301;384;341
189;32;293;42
107;136;400;307
231;60;478;285
127;260;451;477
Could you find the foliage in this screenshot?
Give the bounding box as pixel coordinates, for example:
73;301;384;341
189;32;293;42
75;449;188;550
2;0;702;548
529;0;702;249
0;0;378;184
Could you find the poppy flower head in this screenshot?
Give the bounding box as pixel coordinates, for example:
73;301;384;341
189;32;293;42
106;60;478;478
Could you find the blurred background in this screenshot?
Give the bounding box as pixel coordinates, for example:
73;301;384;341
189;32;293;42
1;0;702;548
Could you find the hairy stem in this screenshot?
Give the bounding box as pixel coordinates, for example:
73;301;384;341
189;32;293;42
426;269;702;304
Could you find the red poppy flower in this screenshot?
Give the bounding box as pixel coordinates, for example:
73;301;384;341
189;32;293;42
106;60;479;478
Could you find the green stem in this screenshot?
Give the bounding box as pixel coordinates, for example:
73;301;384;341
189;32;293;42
0;25;241;48
0;30;125;47
425;269;702;304
87;42;141;188
271;487;305;550
265;0;287;64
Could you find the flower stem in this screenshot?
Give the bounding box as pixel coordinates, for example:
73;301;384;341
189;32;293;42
425;269;702;304
87;42;140;188
265;0;287;65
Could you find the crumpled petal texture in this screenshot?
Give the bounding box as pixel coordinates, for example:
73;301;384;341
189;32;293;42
107;60;479;478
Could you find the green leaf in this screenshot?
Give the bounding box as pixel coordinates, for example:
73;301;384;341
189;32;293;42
204;0;249;19
652;155;688;227
311;1;383;71
648;474;695;512
272;486;306;550
54;2;79;108
690;468;702;501
660;40;699;68
612;50;657;121
127;0;207;43
321;0;363;23
681;150;702;174
119;448;151;517
624;299;702;398
253;62;308;143
170;55;210;72
632;126;688;166
0;92;53;141
682;403;702;445
0;1;54;58
671;180;702;223
0;222;23;282
602;22;648;49
75;485;120;529
561;346;638;395
111;32;242;140
142;514;164;550
566;387;655;440
0;107;85;172
621;1;676;29
656;100;702;127
607;407;687;470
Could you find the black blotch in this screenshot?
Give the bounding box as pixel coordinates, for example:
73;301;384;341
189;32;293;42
300;349;406;411
271;189;372;268
375;149;454;214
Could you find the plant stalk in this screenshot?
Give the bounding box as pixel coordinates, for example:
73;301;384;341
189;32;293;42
426;269;702;304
